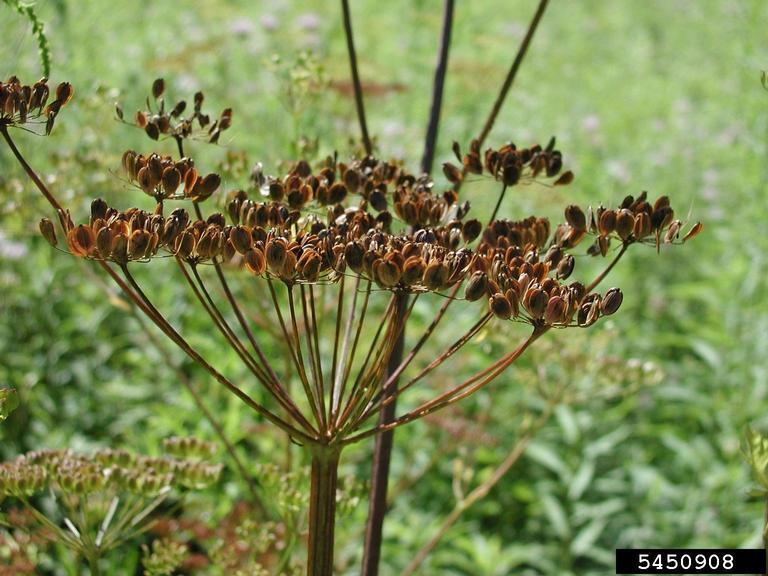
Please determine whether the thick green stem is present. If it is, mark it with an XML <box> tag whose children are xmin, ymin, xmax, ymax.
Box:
<box><xmin>87</xmin><ymin>553</ymin><xmax>102</xmax><ymax>576</ymax></box>
<box><xmin>307</xmin><ymin>446</ymin><xmax>341</xmax><ymax>576</ymax></box>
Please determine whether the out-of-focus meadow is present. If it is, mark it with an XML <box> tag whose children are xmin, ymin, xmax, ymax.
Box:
<box><xmin>1</xmin><ymin>0</ymin><xmax>767</xmax><ymax>574</ymax></box>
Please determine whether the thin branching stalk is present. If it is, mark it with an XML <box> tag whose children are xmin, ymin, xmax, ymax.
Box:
<box><xmin>345</xmin><ymin>328</ymin><xmax>544</xmax><ymax>445</ymax></box>
<box><xmin>359</xmin><ymin>312</ymin><xmax>493</xmax><ymax>424</ymax></box>
<box><xmin>1</xmin><ymin>125</ymin><xmax>63</xmax><ymax>212</ymax></box>
<box><xmin>489</xmin><ymin>183</ymin><xmax>508</xmax><ymax>225</ymax></box>
<box><xmin>455</xmin><ymin>0</ymin><xmax>550</xmax><ymax>193</ymax></box>
<box><xmin>476</xmin><ymin>0</ymin><xmax>550</xmax><ymax>145</ymax></box>
<box><xmin>117</xmin><ymin>264</ymin><xmax>313</xmax><ymax>442</ymax></box>
<box><xmin>267</xmin><ymin>278</ymin><xmax>324</xmax><ymax>430</ymax></box>
<box><xmin>585</xmin><ymin>243</ymin><xmax>628</xmax><ymax>292</ymax></box>
<box><xmin>78</xmin><ymin>255</ymin><xmax>264</xmax><ymax>504</ymax></box>
<box><xmin>184</xmin><ymin>261</ymin><xmax>313</xmax><ymax>428</ymax></box>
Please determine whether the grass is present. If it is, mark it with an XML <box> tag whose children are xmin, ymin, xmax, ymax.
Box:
<box><xmin>1</xmin><ymin>0</ymin><xmax>767</xmax><ymax>574</ymax></box>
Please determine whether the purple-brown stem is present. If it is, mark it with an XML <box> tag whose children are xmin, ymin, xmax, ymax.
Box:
<box><xmin>340</xmin><ymin>0</ymin><xmax>372</xmax><ymax>155</ymax></box>
<box><xmin>420</xmin><ymin>0</ymin><xmax>455</xmax><ymax>175</ymax></box>
<box><xmin>361</xmin><ymin>292</ymin><xmax>408</xmax><ymax>575</ymax></box>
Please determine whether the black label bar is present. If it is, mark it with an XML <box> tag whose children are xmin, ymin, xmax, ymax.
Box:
<box><xmin>616</xmin><ymin>549</ymin><xmax>766</xmax><ymax>574</ymax></box>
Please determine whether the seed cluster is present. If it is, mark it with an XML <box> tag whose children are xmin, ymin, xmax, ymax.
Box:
<box><xmin>38</xmin><ymin>129</ymin><xmax>696</xmax><ymax>329</ymax></box>
<box><xmin>443</xmin><ymin>138</ymin><xmax>573</xmax><ymax>187</ymax></box>
<box><xmin>0</xmin><ymin>76</ymin><xmax>73</xmax><ymax>133</ymax></box>
<box><xmin>554</xmin><ymin>192</ymin><xmax>702</xmax><ymax>255</ymax></box>
<box><xmin>122</xmin><ymin>150</ymin><xmax>221</xmax><ymax>202</ymax></box>
<box><xmin>116</xmin><ymin>78</ymin><xmax>232</xmax><ymax>143</ymax></box>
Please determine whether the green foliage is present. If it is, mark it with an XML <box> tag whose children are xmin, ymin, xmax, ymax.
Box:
<box><xmin>0</xmin><ymin>0</ymin><xmax>766</xmax><ymax>574</ymax></box>
<box><xmin>2</xmin><ymin>0</ymin><xmax>51</xmax><ymax>77</ymax></box>
<box><xmin>0</xmin><ymin>389</ymin><xmax>18</xmax><ymax>423</ymax></box>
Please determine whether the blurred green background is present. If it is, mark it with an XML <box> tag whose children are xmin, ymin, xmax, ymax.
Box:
<box><xmin>1</xmin><ymin>0</ymin><xmax>767</xmax><ymax>574</ymax></box>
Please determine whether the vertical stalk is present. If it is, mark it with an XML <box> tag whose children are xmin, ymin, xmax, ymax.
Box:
<box><xmin>420</xmin><ymin>0</ymin><xmax>456</xmax><ymax>175</ymax></box>
<box><xmin>340</xmin><ymin>0</ymin><xmax>372</xmax><ymax>155</ymax></box>
<box><xmin>307</xmin><ymin>446</ymin><xmax>341</xmax><ymax>576</ymax></box>
<box><xmin>361</xmin><ymin>292</ymin><xmax>408</xmax><ymax>576</ymax></box>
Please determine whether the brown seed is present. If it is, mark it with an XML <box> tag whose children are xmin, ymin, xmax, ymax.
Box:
<box><xmin>402</xmin><ymin>256</ymin><xmax>426</xmax><ymax>285</ymax></box>
<box><xmin>328</xmin><ymin>182</ymin><xmax>347</xmax><ymax>204</ymax></box>
<box><xmin>489</xmin><ymin>293</ymin><xmax>512</xmax><ymax>319</ymax></box>
<box><xmin>151</xmin><ymin>78</ymin><xmax>165</xmax><ymax>99</ymax></box>
<box><xmin>664</xmin><ymin>220</ymin><xmax>682</xmax><ymax>243</ymax></box>
<box><xmin>68</xmin><ymin>225</ymin><xmax>95</xmax><ymax>257</ymax></box>
<box><xmin>266</xmin><ymin>239</ymin><xmax>287</xmax><ymax>271</ymax></box>
<box><xmin>464</xmin><ymin>271</ymin><xmax>488</xmax><ymax>301</ymax></box>
<box><xmin>370</xmin><ymin>189</ymin><xmax>387</xmax><ymax>212</ymax></box>
<box><xmin>145</xmin><ymin>122</ymin><xmax>160</xmax><ymax>141</ymax></box>
<box><xmin>243</xmin><ymin>249</ymin><xmax>266</xmax><ymax>275</ymax></box>
<box><xmin>504</xmin><ymin>289</ymin><xmax>521</xmax><ymax>317</ymax></box>
<box><xmin>442</xmin><ymin>162</ymin><xmax>462</xmax><ymax>184</ymax></box>
<box><xmin>184</xmin><ymin>168</ymin><xmax>199</xmax><ymax>196</ymax></box>
<box><xmin>601</xmin><ymin>287</ymin><xmax>623</xmax><ymax>315</ymax></box>
<box><xmin>565</xmin><ymin>205</ymin><xmax>587</xmax><ymax>231</ymax></box>
<box><xmin>682</xmin><ymin>221</ymin><xmax>703</xmax><ymax>243</ymax></box>
<box><xmin>344</xmin><ymin>242</ymin><xmax>364</xmax><ymax>272</ymax></box>
<box><xmin>54</xmin><ymin>82</ymin><xmax>74</xmax><ymax>107</ymax></box>
<box><xmin>91</xmin><ymin>198</ymin><xmax>109</xmax><ymax>221</ymax></box>
<box><xmin>544</xmin><ymin>295</ymin><xmax>567</xmax><ymax>325</ymax></box>
<box><xmin>373</xmin><ymin>259</ymin><xmax>401</xmax><ymax>287</ymax></box>
<box><xmin>598</xmin><ymin>209</ymin><xmax>616</xmax><ymax>236</ymax></box>
<box><xmin>343</xmin><ymin>169</ymin><xmax>361</xmax><ymax>193</ymax></box>
<box><xmin>229</xmin><ymin>226</ymin><xmax>252</xmax><ymax>254</ymax></box>
<box><xmin>651</xmin><ymin>205</ymin><xmax>674</xmax><ymax>231</ymax></box>
<box><xmin>174</xmin><ymin>231</ymin><xmax>196</xmax><ymax>259</ymax></box>
<box><xmin>268</xmin><ymin>181</ymin><xmax>285</xmax><ymax>201</ymax></box>
<box><xmin>633</xmin><ymin>212</ymin><xmax>651</xmax><ymax>239</ymax></box>
<box><xmin>137</xmin><ymin>167</ymin><xmax>154</xmax><ymax>193</ymax></box>
<box><xmin>615</xmin><ymin>209</ymin><xmax>634</xmax><ymax>241</ymax></box>
<box><xmin>280</xmin><ymin>250</ymin><xmax>297</xmax><ymax>280</ymax></box>
<box><xmin>297</xmin><ymin>250</ymin><xmax>322</xmax><ymax>282</ymax></box>
<box><xmin>422</xmin><ymin>260</ymin><xmax>449</xmax><ymax>290</ymax></box>
<box><xmin>462</xmin><ymin>219</ymin><xmax>482</xmax><ymax>243</ymax></box>
<box><xmin>161</xmin><ymin>167</ymin><xmax>181</xmax><ymax>197</ymax></box>
<box><xmin>555</xmin><ymin>254</ymin><xmax>574</xmax><ymax>280</ymax></box>
<box><xmin>39</xmin><ymin>218</ymin><xmax>57</xmax><ymax>247</ymax></box>
<box><xmin>553</xmin><ymin>170</ymin><xmax>574</xmax><ymax>186</ymax></box>
<box><xmin>128</xmin><ymin>230</ymin><xmax>150</xmax><ymax>260</ymax></box>
<box><xmin>96</xmin><ymin>226</ymin><xmax>113</xmax><ymax>258</ymax></box>
<box><xmin>526</xmin><ymin>288</ymin><xmax>548</xmax><ymax>319</ymax></box>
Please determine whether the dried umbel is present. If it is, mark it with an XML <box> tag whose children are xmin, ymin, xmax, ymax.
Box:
<box><xmin>116</xmin><ymin>77</ymin><xmax>233</xmax><ymax>144</ymax></box>
<box><xmin>122</xmin><ymin>149</ymin><xmax>221</xmax><ymax>202</ymax></box>
<box><xmin>0</xmin><ymin>76</ymin><xmax>72</xmax><ymax>133</ymax></box>
<box><xmin>3</xmin><ymin>72</ymin><xmax>700</xmax><ymax>576</ymax></box>
<box><xmin>443</xmin><ymin>138</ymin><xmax>573</xmax><ymax>188</ymax></box>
